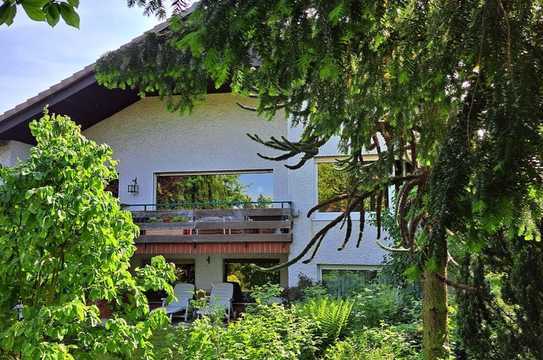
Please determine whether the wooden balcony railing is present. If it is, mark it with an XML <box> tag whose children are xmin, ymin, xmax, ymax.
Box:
<box><xmin>122</xmin><ymin>201</ymin><xmax>293</xmax><ymax>244</ymax></box>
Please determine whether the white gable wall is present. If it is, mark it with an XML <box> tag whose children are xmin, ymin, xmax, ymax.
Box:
<box><xmin>285</xmin><ymin>125</ymin><xmax>388</xmax><ymax>284</ymax></box>
<box><xmin>84</xmin><ymin>94</ymin><xmax>289</xmax><ymax>204</ymax></box>
<box><xmin>1</xmin><ymin>93</ymin><xmax>387</xmax><ymax>288</ymax></box>
<box><xmin>0</xmin><ymin>140</ymin><xmax>32</xmax><ymax>167</ymax></box>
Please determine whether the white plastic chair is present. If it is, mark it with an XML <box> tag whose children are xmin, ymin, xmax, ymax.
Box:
<box><xmin>163</xmin><ymin>283</ymin><xmax>195</xmax><ymax>322</ymax></box>
<box><xmin>197</xmin><ymin>282</ymin><xmax>234</xmax><ymax>319</ymax></box>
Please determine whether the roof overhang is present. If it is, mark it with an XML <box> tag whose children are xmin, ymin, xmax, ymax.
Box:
<box><xmin>0</xmin><ymin>66</ymin><xmax>141</xmax><ymax>144</ymax></box>
<box><xmin>0</xmin><ymin>5</ymin><xmax>198</xmax><ymax>144</ymax></box>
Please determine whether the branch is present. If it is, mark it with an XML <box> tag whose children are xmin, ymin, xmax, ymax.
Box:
<box><xmin>409</xmin><ymin>131</ymin><xmax>418</xmax><ymax>169</ymax></box>
<box><xmin>304</xmin><ymin>198</ymin><xmax>362</xmax><ymax>263</ymax></box>
<box><xmin>375</xmin><ymin>190</ymin><xmax>383</xmax><ymax>239</ymax></box>
<box><xmin>253</xmin><ymin>211</ymin><xmax>347</xmax><ymax>272</ymax></box>
<box><xmin>247</xmin><ymin>133</ymin><xmax>326</xmax><ymax>169</ymax></box>
<box><xmin>447</xmin><ymin>252</ymin><xmax>460</xmax><ymax>267</ymax></box>
<box><xmin>307</xmin><ymin>193</ymin><xmax>350</xmax><ymax>217</ymax></box>
<box><xmin>356</xmin><ymin>208</ymin><xmax>365</xmax><ymax>247</ymax></box>
<box><xmin>376</xmin><ymin>239</ymin><xmax>410</xmax><ymax>253</ymax></box>
<box><xmin>408</xmin><ymin>212</ymin><xmax>425</xmax><ymax>251</ymax></box>
<box><xmin>236</xmin><ymin>102</ymin><xmax>287</xmax><ymax>112</ymax></box>
<box><xmin>435</xmin><ymin>273</ymin><xmax>481</xmax><ymax>293</ymax></box>
<box><xmin>338</xmin><ymin>198</ymin><xmax>363</xmax><ymax>250</ymax></box>
<box><xmin>388</xmin><ymin>173</ymin><xmax>423</xmax><ymax>185</ymax></box>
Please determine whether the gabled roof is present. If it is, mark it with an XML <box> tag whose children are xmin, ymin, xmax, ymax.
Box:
<box><xmin>0</xmin><ymin>3</ymin><xmax>201</xmax><ymax>144</ymax></box>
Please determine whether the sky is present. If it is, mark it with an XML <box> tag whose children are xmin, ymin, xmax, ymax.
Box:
<box><xmin>238</xmin><ymin>173</ymin><xmax>274</xmax><ymax>201</ymax></box>
<box><xmin>0</xmin><ymin>1</ymin><xmax>162</xmax><ymax>114</ymax></box>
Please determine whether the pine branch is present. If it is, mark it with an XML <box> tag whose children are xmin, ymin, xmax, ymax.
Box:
<box><xmin>435</xmin><ymin>273</ymin><xmax>481</xmax><ymax>293</ymax></box>
<box><xmin>307</xmin><ymin>193</ymin><xmax>350</xmax><ymax>217</ymax></box>
<box><xmin>253</xmin><ymin>211</ymin><xmax>348</xmax><ymax>272</ymax></box>
<box><xmin>236</xmin><ymin>102</ymin><xmax>287</xmax><ymax>112</ymax></box>
<box><xmin>376</xmin><ymin>239</ymin><xmax>410</xmax><ymax>253</ymax></box>
<box><xmin>247</xmin><ymin>133</ymin><xmax>326</xmax><ymax>169</ymax></box>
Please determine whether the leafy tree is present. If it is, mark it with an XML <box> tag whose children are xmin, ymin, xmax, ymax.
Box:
<box><xmin>0</xmin><ymin>112</ymin><xmax>176</xmax><ymax>359</ymax></box>
<box><xmin>0</xmin><ymin>0</ymin><xmax>81</xmax><ymax>27</ymax></box>
<box><xmin>255</xmin><ymin>193</ymin><xmax>272</xmax><ymax>208</ymax></box>
<box><xmin>96</xmin><ymin>1</ymin><xmax>543</xmax><ymax>358</ymax></box>
<box><xmin>126</xmin><ymin>0</ymin><xmax>189</xmax><ymax>19</ymax></box>
<box><xmin>0</xmin><ymin>0</ymin><xmax>188</xmax><ymax>27</ymax></box>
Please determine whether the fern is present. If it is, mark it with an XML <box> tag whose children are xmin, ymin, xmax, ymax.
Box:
<box><xmin>297</xmin><ymin>298</ymin><xmax>354</xmax><ymax>347</ymax></box>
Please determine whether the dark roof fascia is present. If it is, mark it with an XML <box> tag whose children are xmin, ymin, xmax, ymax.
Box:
<box><xmin>0</xmin><ymin>3</ymin><xmax>201</xmax><ymax>141</ymax></box>
<box><xmin>0</xmin><ymin>67</ymin><xmax>96</xmax><ymax>135</ymax></box>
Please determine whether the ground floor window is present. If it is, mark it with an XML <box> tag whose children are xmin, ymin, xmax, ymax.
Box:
<box><xmin>175</xmin><ymin>263</ymin><xmax>195</xmax><ymax>284</ymax></box>
<box><xmin>142</xmin><ymin>259</ymin><xmax>195</xmax><ymax>307</ymax></box>
<box><xmin>224</xmin><ymin>259</ymin><xmax>280</xmax><ymax>292</ymax></box>
<box><xmin>142</xmin><ymin>258</ymin><xmax>195</xmax><ymax>284</ymax></box>
<box><xmin>320</xmin><ymin>266</ymin><xmax>379</xmax><ymax>297</ymax></box>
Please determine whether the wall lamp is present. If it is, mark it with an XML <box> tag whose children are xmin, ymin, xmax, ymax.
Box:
<box><xmin>128</xmin><ymin>177</ymin><xmax>139</xmax><ymax>194</ymax></box>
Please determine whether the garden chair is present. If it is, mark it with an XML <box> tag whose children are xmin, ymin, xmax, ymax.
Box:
<box><xmin>162</xmin><ymin>283</ymin><xmax>195</xmax><ymax>322</ymax></box>
<box><xmin>197</xmin><ymin>282</ymin><xmax>234</xmax><ymax>320</ymax></box>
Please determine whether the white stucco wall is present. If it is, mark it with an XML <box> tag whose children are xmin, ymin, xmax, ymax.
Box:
<box><xmin>0</xmin><ymin>140</ymin><xmax>32</xmax><ymax>167</ymax></box>
<box><xmin>1</xmin><ymin>92</ymin><xmax>387</xmax><ymax>288</ymax></box>
<box><xmin>84</xmin><ymin>94</ymin><xmax>293</xmax><ymax>289</ymax></box>
<box><xmin>83</xmin><ymin>94</ymin><xmax>289</xmax><ymax>205</ymax></box>
<box><xmin>283</xmin><ymin>124</ymin><xmax>388</xmax><ymax>284</ymax></box>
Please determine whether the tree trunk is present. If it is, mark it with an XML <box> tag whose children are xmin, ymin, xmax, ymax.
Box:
<box><xmin>422</xmin><ymin>242</ymin><xmax>449</xmax><ymax>359</ymax></box>
<box><xmin>422</xmin><ymin>112</ymin><xmax>470</xmax><ymax>358</ymax></box>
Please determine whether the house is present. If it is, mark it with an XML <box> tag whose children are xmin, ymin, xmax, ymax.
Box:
<box><xmin>0</xmin><ymin>24</ymin><xmax>388</xmax><ymax>298</ymax></box>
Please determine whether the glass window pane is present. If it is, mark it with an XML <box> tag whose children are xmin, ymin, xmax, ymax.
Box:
<box><xmin>156</xmin><ymin>172</ymin><xmax>273</xmax><ymax>208</ymax></box>
<box><xmin>224</xmin><ymin>259</ymin><xmax>280</xmax><ymax>292</ymax></box>
<box><xmin>175</xmin><ymin>263</ymin><xmax>195</xmax><ymax>284</ymax></box>
<box><xmin>317</xmin><ymin>162</ymin><xmax>350</xmax><ymax>212</ymax></box>
<box><xmin>316</xmin><ymin>161</ymin><xmax>387</xmax><ymax>212</ymax></box>
<box><xmin>322</xmin><ymin>269</ymin><xmax>377</xmax><ymax>297</ymax></box>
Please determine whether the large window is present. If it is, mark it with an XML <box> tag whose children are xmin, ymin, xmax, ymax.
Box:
<box><xmin>224</xmin><ymin>259</ymin><xmax>280</xmax><ymax>292</ymax></box>
<box><xmin>156</xmin><ymin>171</ymin><xmax>273</xmax><ymax>208</ymax></box>
<box><xmin>316</xmin><ymin>159</ymin><xmax>387</xmax><ymax>212</ymax></box>
<box><xmin>321</xmin><ymin>267</ymin><xmax>378</xmax><ymax>297</ymax></box>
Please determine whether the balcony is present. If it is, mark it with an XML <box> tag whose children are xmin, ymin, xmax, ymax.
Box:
<box><xmin>123</xmin><ymin>201</ymin><xmax>293</xmax><ymax>245</ymax></box>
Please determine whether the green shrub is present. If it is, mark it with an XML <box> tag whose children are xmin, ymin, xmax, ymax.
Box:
<box><xmin>350</xmin><ymin>283</ymin><xmax>421</xmax><ymax>329</ymax></box>
<box><xmin>323</xmin><ymin>324</ymin><xmax>422</xmax><ymax>360</ymax></box>
<box><xmin>0</xmin><ymin>113</ymin><xmax>175</xmax><ymax>359</ymax></box>
<box><xmin>132</xmin><ymin>286</ymin><xmax>423</xmax><ymax>359</ymax></box>
<box><xmin>250</xmin><ymin>283</ymin><xmax>283</xmax><ymax>305</ymax></box>
<box><xmin>283</xmin><ymin>273</ymin><xmax>326</xmax><ymax>303</ymax></box>
<box><xmin>222</xmin><ymin>304</ymin><xmax>317</xmax><ymax>359</ymax></box>
<box><xmin>137</xmin><ymin>281</ymin><xmax>422</xmax><ymax>359</ymax></box>
<box><xmin>302</xmin><ymin>284</ymin><xmax>329</xmax><ymax>299</ymax></box>
<box><xmin>156</xmin><ymin>304</ymin><xmax>317</xmax><ymax>360</ymax></box>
